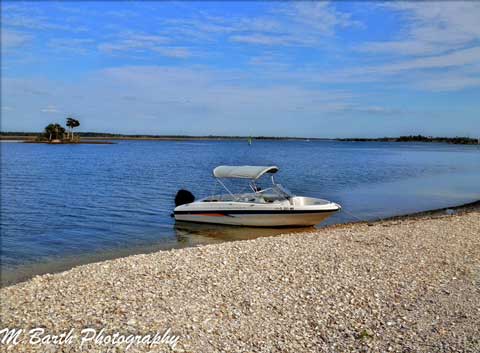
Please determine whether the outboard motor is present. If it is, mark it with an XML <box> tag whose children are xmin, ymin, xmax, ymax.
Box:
<box><xmin>175</xmin><ymin>189</ymin><xmax>195</xmax><ymax>207</ymax></box>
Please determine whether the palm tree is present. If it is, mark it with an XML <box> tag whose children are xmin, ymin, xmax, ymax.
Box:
<box><xmin>66</xmin><ymin>117</ymin><xmax>73</xmax><ymax>140</ymax></box>
<box><xmin>66</xmin><ymin>117</ymin><xmax>80</xmax><ymax>141</ymax></box>
<box><xmin>44</xmin><ymin>123</ymin><xmax>65</xmax><ymax>141</ymax></box>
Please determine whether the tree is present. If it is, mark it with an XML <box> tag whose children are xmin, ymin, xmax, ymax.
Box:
<box><xmin>66</xmin><ymin>117</ymin><xmax>80</xmax><ymax>141</ymax></box>
<box><xmin>44</xmin><ymin>123</ymin><xmax>65</xmax><ymax>141</ymax></box>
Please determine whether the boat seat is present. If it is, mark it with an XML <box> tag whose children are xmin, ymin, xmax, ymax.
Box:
<box><xmin>262</xmin><ymin>193</ymin><xmax>280</xmax><ymax>202</ymax></box>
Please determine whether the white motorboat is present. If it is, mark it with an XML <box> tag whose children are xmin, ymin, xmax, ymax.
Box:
<box><xmin>173</xmin><ymin>165</ymin><xmax>341</xmax><ymax>227</ymax></box>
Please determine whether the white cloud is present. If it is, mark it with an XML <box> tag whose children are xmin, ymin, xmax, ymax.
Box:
<box><xmin>105</xmin><ymin>9</ymin><xmax>140</xmax><ymax>18</ymax></box>
<box><xmin>370</xmin><ymin>46</ymin><xmax>480</xmax><ymax>74</ymax></box>
<box><xmin>163</xmin><ymin>16</ymin><xmax>282</xmax><ymax>37</ymax></box>
<box><xmin>48</xmin><ymin>38</ymin><xmax>95</xmax><ymax>54</ymax></box>
<box><xmin>230</xmin><ymin>34</ymin><xmax>311</xmax><ymax>46</ymax></box>
<box><xmin>98</xmin><ymin>33</ymin><xmax>192</xmax><ymax>58</ymax></box>
<box><xmin>358</xmin><ymin>2</ymin><xmax>480</xmax><ymax>56</ymax></box>
<box><xmin>1</xmin><ymin>29</ymin><xmax>32</xmax><ymax>50</ymax></box>
<box><xmin>412</xmin><ymin>68</ymin><xmax>480</xmax><ymax>92</ymax></box>
<box><xmin>342</xmin><ymin>106</ymin><xmax>401</xmax><ymax>115</ymax></box>
<box><xmin>40</xmin><ymin>105</ymin><xmax>60</xmax><ymax>113</ymax></box>
<box><xmin>163</xmin><ymin>2</ymin><xmax>360</xmax><ymax>48</ymax></box>
<box><xmin>388</xmin><ymin>2</ymin><xmax>480</xmax><ymax>41</ymax></box>
<box><xmin>277</xmin><ymin>2</ymin><xmax>361</xmax><ymax>35</ymax></box>
<box><xmin>262</xmin><ymin>46</ymin><xmax>480</xmax><ymax>92</ymax></box>
<box><xmin>3</xmin><ymin>65</ymin><xmax>479</xmax><ymax>136</ymax></box>
<box><xmin>231</xmin><ymin>2</ymin><xmax>360</xmax><ymax>46</ymax></box>
<box><xmin>98</xmin><ymin>34</ymin><xmax>170</xmax><ymax>53</ymax></box>
<box><xmin>3</xmin><ymin>14</ymin><xmax>87</xmax><ymax>33</ymax></box>
<box><xmin>151</xmin><ymin>47</ymin><xmax>191</xmax><ymax>59</ymax></box>
<box><xmin>357</xmin><ymin>41</ymin><xmax>455</xmax><ymax>56</ymax></box>
<box><xmin>2</xmin><ymin>66</ymin><xmax>362</xmax><ymax>135</ymax></box>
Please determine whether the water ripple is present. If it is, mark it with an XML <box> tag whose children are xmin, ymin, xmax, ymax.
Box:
<box><xmin>1</xmin><ymin>140</ymin><xmax>479</xmax><ymax>271</ymax></box>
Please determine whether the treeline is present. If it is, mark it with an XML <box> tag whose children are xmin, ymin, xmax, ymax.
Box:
<box><xmin>0</xmin><ymin>131</ymin><xmax>323</xmax><ymax>141</ymax></box>
<box><xmin>1</xmin><ymin>132</ymin><xmax>478</xmax><ymax>144</ymax></box>
<box><xmin>76</xmin><ymin>133</ymin><xmax>324</xmax><ymax>140</ymax></box>
<box><xmin>338</xmin><ymin>135</ymin><xmax>479</xmax><ymax>145</ymax></box>
<box><xmin>0</xmin><ymin>132</ymin><xmax>39</xmax><ymax>136</ymax></box>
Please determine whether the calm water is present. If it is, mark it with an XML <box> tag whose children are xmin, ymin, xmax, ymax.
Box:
<box><xmin>1</xmin><ymin>140</ymin><xmax>479</xmax><ymax>282</ymax></box>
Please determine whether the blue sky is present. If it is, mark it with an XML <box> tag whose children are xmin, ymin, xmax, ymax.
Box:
<box><xmin>2</xmin><ymin>1</ymin><xmax>479</xmax><ymax>137</ymax></box>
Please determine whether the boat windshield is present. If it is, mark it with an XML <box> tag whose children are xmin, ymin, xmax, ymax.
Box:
<box><xmin>258</xmin><ymin>184</ymin><xmax>293</xmax><ymax>199</ymax></box>
<box><xmin>202</xmin><ymin>183</ymin><xmax>293</xmax><ymax>203</ymax></box>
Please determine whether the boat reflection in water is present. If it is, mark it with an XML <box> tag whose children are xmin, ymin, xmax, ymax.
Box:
<box><xmin>173</xmin><ymin>220</ymin><xmax>314</xmax><ymax>247</ymax></box>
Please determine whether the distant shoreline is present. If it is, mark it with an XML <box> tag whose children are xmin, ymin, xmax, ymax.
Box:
<box><xmin>1</xmin><ymin>134</ymin><xmax>322</xmax><ymax>142</ymax></box>
<box><xmin>1</xmin><ymin>133</ymin><xmax>478</xmax><ymax>144</ymax></box>
<box><xmin>22</xmin><ymin>140</ymin><xmax>115</xmax><ymax>145</ymax></box>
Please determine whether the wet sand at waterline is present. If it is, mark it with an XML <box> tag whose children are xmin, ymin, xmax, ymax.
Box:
<box><xmin>1</xmin><ymin>207</ymin><xmax>479</xmax><ymax>352</ymax></box>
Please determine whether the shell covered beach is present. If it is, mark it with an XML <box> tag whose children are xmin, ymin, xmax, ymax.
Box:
<box><xmin>1</xmin><ymin>209</ymin><xmax>479</xmax><ymax>352</ymax></box>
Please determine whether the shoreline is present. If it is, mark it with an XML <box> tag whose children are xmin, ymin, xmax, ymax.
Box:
<box><xmin>3</xmin><ymin>136</ymin><xmax>321</xmax><ymax>142</ymax></box>
<box><xmin>1</xmin><ymin>200</ymin><xmax>479</xmax><ymax>288</ymax></box>
<box><xmin>22</xmin><ymin>140</ymin><xmax>116</xmax><ymax>144</ymax></box>
<box><xmin>1</xmin><ymin>202</ymin><xmax>478</xmax><ymax>351</ymax></box>
<box><xmin>2</xmin><ymin>135</ymin><xmax>479</xmax><ymax>145</ymax></box>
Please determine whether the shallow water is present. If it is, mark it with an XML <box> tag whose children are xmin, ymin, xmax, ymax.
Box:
<box><xmin>1</xmin><ymin>140</ymin><xmax>479</xmax><ymax>282</ymax></box>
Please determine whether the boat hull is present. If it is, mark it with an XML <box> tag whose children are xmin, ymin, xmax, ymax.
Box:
<box><xmin>174</xmin><ymin>210</ymin><xmax>337</xmax><ymax>227</ymax></box>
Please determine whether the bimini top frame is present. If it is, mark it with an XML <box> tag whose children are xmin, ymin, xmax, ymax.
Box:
<box><xmin>210</xmin><ymin>165</ymin><xmax>289</xmax><ymax>201</ymax></box>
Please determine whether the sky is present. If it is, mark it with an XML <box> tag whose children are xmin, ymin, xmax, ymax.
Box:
<box><xmin>1</xmin><ymin>1</ymin><xmax>480</xmax><ymax>138</ymax></box>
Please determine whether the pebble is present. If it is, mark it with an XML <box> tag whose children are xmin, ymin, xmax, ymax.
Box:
<box><xmin>1</xmin><ymin>211</ymin><xmax>479</xmax><ymax>352</ymax></box>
